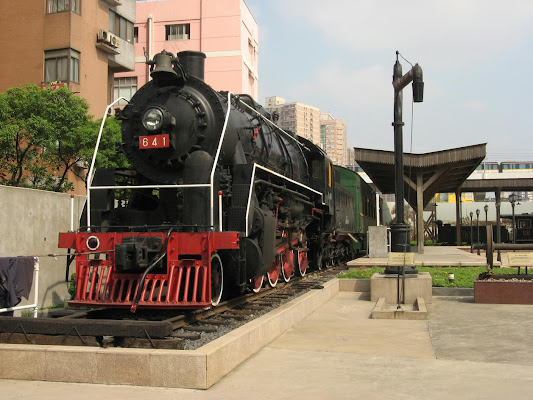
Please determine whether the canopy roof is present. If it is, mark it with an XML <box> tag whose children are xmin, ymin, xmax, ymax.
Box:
<box><xmin>354</xmin><ymin>144</ymin><xmax>487</xmax><ymax>209</ymax></box>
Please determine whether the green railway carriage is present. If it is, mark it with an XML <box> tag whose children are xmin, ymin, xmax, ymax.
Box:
<box><xmin>334</xmin><ymin>165</ymin><xmax>378</xmax><ymax>253</ymax></box>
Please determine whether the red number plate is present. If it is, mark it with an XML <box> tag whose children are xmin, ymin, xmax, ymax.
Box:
<box><xmin>139</xmin><ymin>134</ymin><xmax>170</xmax><ymax>149</ymax></box>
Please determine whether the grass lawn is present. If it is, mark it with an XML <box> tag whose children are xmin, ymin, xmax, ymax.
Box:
<box><xmin>338</xmin><ymin>266</ymin><xmax>526</xmax><ymax>288</ymax></box>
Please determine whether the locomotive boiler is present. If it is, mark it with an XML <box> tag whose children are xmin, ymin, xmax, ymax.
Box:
<box><xmin>59</xmin><ymin>50</ymin><xmax>373</xmax><ymax>312</ymax></box>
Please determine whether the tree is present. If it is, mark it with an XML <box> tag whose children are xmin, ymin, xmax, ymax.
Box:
<box><xmin>80</xmin><ymin>116</ymin><xmax>130</xmax><ymax>173</ymax></box>
<box><xmin>0</xmin><ymin>84</ymin><xmax>128</xmax><ymax>192</ymax></box>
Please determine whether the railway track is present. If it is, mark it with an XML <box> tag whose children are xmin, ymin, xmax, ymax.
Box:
<box><xmin>0</xmin><ymin>266</ymin><xmax>344</xmax><ymax>350</ymax></box>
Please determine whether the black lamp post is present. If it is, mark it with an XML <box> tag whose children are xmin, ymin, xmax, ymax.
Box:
<box><xmin>390</xmin><ymin>51</ymin><xmax>424</xmax><ymax>255</ymax></box>
<box><xmin>476</xmin><ymin>209</ymin><xmax>480</xmax><ymax>255</ymax></box>
<box><xmin>495</xmin><ymin>200</ymin><xmax>501</xmax><ymax>261</ymax></box>
<box><xmin>484</xmin><ymin>204</ymin><xmax>489</xmax><ymax>247</ymax></box>
<box><xmin>509</xmin><ymin>193</ymin><xmax>517</xmax><ymax>244</ymax></box>
<box><xmin>470</xmin><ymin>211</ymin><xmax>474</xmax><ymax>253</ymax></box>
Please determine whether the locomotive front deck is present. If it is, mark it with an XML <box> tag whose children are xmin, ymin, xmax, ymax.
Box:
<box><xmin>59</xmin><ymin>231</ymin><xmax>239</xmax><ymax>310</ymax></box>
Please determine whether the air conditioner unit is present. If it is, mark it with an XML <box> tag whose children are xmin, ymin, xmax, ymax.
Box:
<box><xmin>108</xmin><ymin>33</ymin><xmax>120</xmax><ymax>48</ymax></box>
<box><xmin>97</xmin><ymin>29</ymin><xmax>120</xmax><ymax>48</ymax></box>
<box><xmin>97</xmin><ymin>29</ymin><xmax>108</xmax><ymax>42</ymax></box>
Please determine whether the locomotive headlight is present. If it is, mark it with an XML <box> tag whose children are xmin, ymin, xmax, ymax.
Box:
<box><xmin>86</xmin><ymin>236</ymin><xmax>100</xmax><ymax>251</ymax></box>
<box><xmin>142</xmin><ymin>108</ymin><xmax>164</xmax><ymax>132</ymax></box>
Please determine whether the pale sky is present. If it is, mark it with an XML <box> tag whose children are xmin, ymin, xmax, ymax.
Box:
<box><xmin>245</xmin><ymin>0</ymin><xmax>533</xmax><ymax>161</ymax></box>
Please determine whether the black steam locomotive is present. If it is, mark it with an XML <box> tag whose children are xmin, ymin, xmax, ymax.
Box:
<box><xmin>59</xmin><ymin>50</ymin><xmax>375</xmax><ymax>312</ymax></box>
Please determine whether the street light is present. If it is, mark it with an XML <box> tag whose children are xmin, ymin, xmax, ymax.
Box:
<box><xmin>509</xmin><ymin>193</ymin><xmax>517</xmax><ymax>244</ymax></box>
<box><xmin>476</xmin><ymin>209</ymin><xmax>480</xmax><ymax>255</ymax></box>
<box><xmin>484</xmin><ymin>204</ymin><xmax>489</xmax><ymax>248</ymax></box>
<box><xmin>470</xmin><ymin>211</ymin><xmax>474</xmax><ymax>253</ymax></box>
<box><xmin>390</xmin><ymin>52</ymin><xmax>424</xmax><ymax>255</ymax></box>
<box><xmin>495</xmin><ymin>200</ymin><xmax>501</xmax><ymax>262</ymax></box>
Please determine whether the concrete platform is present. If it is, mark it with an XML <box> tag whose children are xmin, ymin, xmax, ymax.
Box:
<box><xmin>371</xmin><ymin>297</ymin><xmax>428</xmax><ymax>319</ymax></box>
<box><xmin>0</xmin><ymin>278</ymin><xmax>340</xmax><ymax>389</ymax></box>
<box><xmin>348</xmin><ymin>246</ymin><xmax>497</xmax><ymax>267</ymax></box>
<box><xmin>370</xmin><ymin>271</ymin><xmax>432</xmax><ymax>304</ymax></box>
<box><xmin>3</xmin><ymin>285</ymin><xmax>533</xmax><ymax>399</ymax></box>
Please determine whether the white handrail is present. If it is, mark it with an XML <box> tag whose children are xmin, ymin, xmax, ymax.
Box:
<box><xmin>209</xmin><ymin>91</ymin><xmax>233</xmax><ymax>229</ymax></box>
<box><xmin>245</xmin><ymin>164</ymin><xmax>324</xmax><ymax>236</ymax></box>
<box><xmin>0</xmin><ymin>257</ymin><xmax>39</xmax><ymax>318</ymax></box>
<box><xmin>86</xmin><ymin>97</ymin><xmax>126</xmax><ymax>230</ymax></box>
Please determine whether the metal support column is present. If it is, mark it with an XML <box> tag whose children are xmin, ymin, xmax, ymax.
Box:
<box><xmin>456</xmin><ymin>188</ymin><xmax>462</xmax><ymax>245</ymax></box>
<box><xmin>417</xmin><ymin>172</ymin><xmax>424</xmax><ymax>254</ymax></box>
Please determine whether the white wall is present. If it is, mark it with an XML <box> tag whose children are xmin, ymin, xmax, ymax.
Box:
<box><xmin>0</xmin><ymin>186</ymin><xmax>86</xmax><ymax>310</ymax></box>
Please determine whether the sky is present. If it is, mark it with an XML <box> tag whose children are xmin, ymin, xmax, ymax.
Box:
<box><xmin>244</xmin><ymin>0</ymin><xmax>533</xmax><ymax>161</ymax></box>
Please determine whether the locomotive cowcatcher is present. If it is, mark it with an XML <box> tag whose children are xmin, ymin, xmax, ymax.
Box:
<box><xmin>59</xmin><ymin>50</ymin><xmax>368</xmax><ymax>312</ymax></box>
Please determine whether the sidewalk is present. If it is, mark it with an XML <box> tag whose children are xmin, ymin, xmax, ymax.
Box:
<box><xmin>3</xmin><ymin>291</ymin><xmax>533</xmax><ymax>399</ymax></box>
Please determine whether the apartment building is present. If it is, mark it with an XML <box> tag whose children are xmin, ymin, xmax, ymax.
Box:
<box><xmin>0</xmin><ymin>0</ymin><xmax>136</xmax><ymax>118</ymax></box>
<box><xmin>264</xmin><ymin>96</ymin><xmax>321</xmax><ymax>145</ymax></box>
<box><xmin>320</xmin><ymin>113</ymin><xmax>347</xmax><ymax>166</ymax></box>
<box><xmin>115</xmin><ymin>0</ymin><xmax>259</xmax><ymax>104</ymax></box>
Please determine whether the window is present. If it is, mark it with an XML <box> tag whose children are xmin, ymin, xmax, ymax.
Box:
<box><xmin>166</xmin><ymin>24</ymin><xmax>190</xmax><ymax>41</ymax></box>
<box><xmin>109</xmin><ymin>10</ymin><xmax>134</xmax><ymax>43</ymax></box>
<box><xmin>134</xmin><ymin>27</ymin><xmax>138</xmax><ymax>44</ymax></box>
<box><xmin>114</xmin><ymin>77</ymin><xmax>137</xmax><ymax>106</ymax></box>
<box><xmin>44</xmin><ymin>49</ymin><xmax>80</xmax><ymax>84</ymax></box>
<box><xmin>47</xmin><ymin>0</ymin><xmax>80</xmax><ymax>14</ymax></box>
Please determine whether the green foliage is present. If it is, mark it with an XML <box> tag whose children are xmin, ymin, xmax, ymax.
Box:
<box><xmin>0</xmin><ymin>84</ymin><xmax>128</xmax><ymax>192</ymax></box>
<box><xmin>338</xmin><ymin>266</ymin><xmax>526</xmax><ymax>288</ymax></box>
<box><xmin>68</xmin><ymin>273</ymin><xmax>76</xmax><ymax>296</ymax></box>
<box><xmin>80</xmin><ymin>116</ymin><xmax>129</xmax><ymax>171</ymax></box>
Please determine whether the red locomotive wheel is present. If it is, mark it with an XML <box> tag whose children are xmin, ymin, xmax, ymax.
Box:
<box><xmin>297</xmin><ymin>248</ymin><xmax>308</xmax><ymax>276</ymax></box>
<box><xmin>251</xmin><ymin>275</ymin><xmax>264</xmax><ymax>293</ymax></box>
<box><xmin>211</xmin><ymin>253</ymin><xmax>224</xmax><ymax>306</ymax></box>
<box><xmin>267</xmin><ymin>255</ymin><xmax>281</xmax><ymax>287</ymax></box>
<box><xmin>281</xmin><ymin>249</ymin><xmax>293</xmax><ymax>282</ymax></box>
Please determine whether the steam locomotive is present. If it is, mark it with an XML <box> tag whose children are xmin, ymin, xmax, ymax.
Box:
<box><xmin>58</xmin><ymin>50</ymin><xmax>376</xmax><ymax>312</ymax></box>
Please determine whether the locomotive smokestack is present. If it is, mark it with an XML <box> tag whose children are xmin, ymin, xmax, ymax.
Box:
<box><xmin>178</xmin><ymin>51</ymin><xmax>206</xmax><ymax>81</ymax></box>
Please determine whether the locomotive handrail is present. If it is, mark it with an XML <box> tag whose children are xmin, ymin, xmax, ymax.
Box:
<box><xmin>245</xmin><ymin>163</ymin><xmax>324</xmax><ymax>236</ymax></box>
<box><xmin>235</xmin><ymin>96</ymin><xmax>310</xmax><ymax>174</ymax></box>
<box><xmin>89</xmin><ymin>184</ymin><xmax>210</xmax><ymax>190</ymax></box>
<box><xmin>236</xmin><ymin>97</ymin><xmax>309</xmax><ymax>150</ymax></box>
<box><xmin>210</xmin><ymin>91</ymin><xmax>234</xmax><ymax>230</ymax></box>
<box><xmin>86</xmin><ymin>97</ymin><xmax>127</xmax><ymax>230</ymax></box>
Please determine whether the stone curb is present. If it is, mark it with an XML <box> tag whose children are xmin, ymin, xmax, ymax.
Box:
<box><xmin>0</xmin><ymin>278</ymin><xmax>340</xmax><ymax>389</ymax></box>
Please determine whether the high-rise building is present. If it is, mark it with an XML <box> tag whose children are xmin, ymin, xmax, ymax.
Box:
<box><xmin>345</xmin><ymin>147</ymin><xmax>355</xmax><ymax>170</ymax></box>
<box><xmin>114</xmin><ymin>0</ymin><xmax>259</xmax><ymax>105</ymax></box>
<box><xmin>0</xmin><ymin>0</ymin><xmax>136</xmax><ymax>117</ymax></box>
<box><xmin>264</xmin><ymin>96</ymin><xmax>320</xmax><ymax>145</ymax></box>
<box><xmin>320</xmin><ymin>113</ymin><xmax>347</xmax><ymax>166</ymax></box>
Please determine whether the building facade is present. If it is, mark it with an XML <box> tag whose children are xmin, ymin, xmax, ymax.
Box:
<box><xmin>320</xmin><ymin>113</ymin><xmax>347</xmax><ymax>166</ymax></box>
<box><xmin>115</xmin><ymin>0</ymin><xmax>259</xmax><ymax>104</ymax></box>
<box><xmin>264</xmin><ymin>96</ymin><xmax>321</xmax><ymax>145</ymax></box>
<box><xmin>0</xmin><ymin>0</ymin><xmax>136</xmax><ymax>118</ymax></box>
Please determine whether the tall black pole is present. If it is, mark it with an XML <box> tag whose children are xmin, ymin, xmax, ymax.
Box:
<box><xmin>389</xmin><ymin>52</ymin><xmax>423</xmax><ymax>255</ymax></box>
<box><xmin>392</xmin><ymin>59</ymin><xmax>405</xmax><ymax>233</ymax></box>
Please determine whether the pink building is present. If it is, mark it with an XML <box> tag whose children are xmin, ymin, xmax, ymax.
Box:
<box><xmin>115</xmin><ymin>0</ymin><xmax>258</xmax><ymax>104</ymax></box>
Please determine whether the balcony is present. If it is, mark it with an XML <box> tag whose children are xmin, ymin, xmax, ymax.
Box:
<box><xmin>101</xmin><ymin>0</ymin><xmax>121</xmax><ymax>6</ymax></box>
